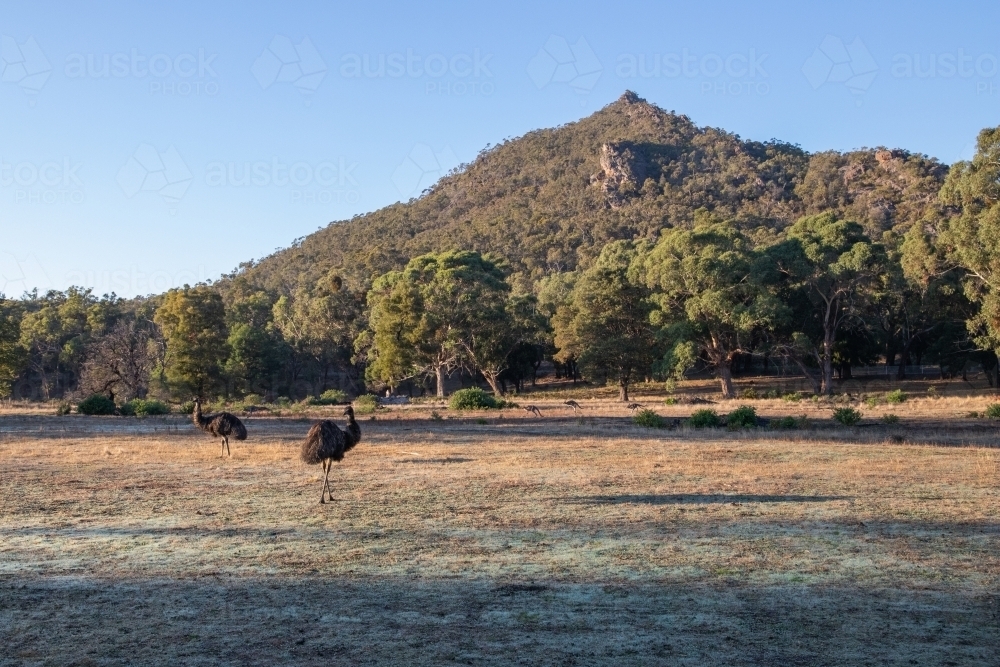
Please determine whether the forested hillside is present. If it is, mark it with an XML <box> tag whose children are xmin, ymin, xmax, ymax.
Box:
<box><xmin>236</xmin><ymin>91</ymin><xmax>947</xmax><ymax>295</ymax></box>
<box><xmin>8</xmin><ymin>91</ymin><xmax>995</xmax><ymax>405</ymax></box>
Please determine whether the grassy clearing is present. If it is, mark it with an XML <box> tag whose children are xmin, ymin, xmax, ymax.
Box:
<box><xmin>0</xmin><ymin>410</ymin><xmax>998</xmax><ymax>665</ymax></box>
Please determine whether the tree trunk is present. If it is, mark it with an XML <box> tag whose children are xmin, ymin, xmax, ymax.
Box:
<box><xmin>435</xmin><ymin>364</ymin><xmax>445</xmax><ymax>398</ymax></box>
<box><xmin>822</xmin><ymin>336</ymin><xmax>834</xmax><ymax>396</ymax></box>
<box><xmin>788</xmin><ymin>355</ymin><xmax>822</xmax><ymax>395</ymax></box>
<box><xmin>718</xmin><ymin>362</ymin><xmax>735</xmax><ymax>399</ymax></box>
<box><xmin>483</xmin><ymin>372</ymin><xmax>502</xmax><ymax>396</ymax></box>
<box><xmin>619</xmin><ymin>380</ymin><xmax>629</xmax><ymax>402</ymax></box>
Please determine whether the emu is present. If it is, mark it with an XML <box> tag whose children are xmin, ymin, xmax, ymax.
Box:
<box><xmin>192</xmin><ymin>398</ymin><xmax>247</xmax><ymax>457</ymax></box>
<box><xmin>564</xmin><ymin>400</ymin><xmax>582</xmax><ymax>414</ymax></box>
<box><xmin>301</xmin><ymin>406</ymin><xmax>361</xmax><ymax>504</ymax></box>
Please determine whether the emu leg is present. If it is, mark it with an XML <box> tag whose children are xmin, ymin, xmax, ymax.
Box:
<box><xmin>320</xmin><ymin>461</ymin><xmax>331</xmax><ymax>504</ymax></box>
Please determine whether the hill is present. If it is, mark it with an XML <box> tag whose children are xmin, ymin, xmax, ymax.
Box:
<box><xmin>234</xmin><ymin>91</ymin><xmax>948</xmax><ymax>294</ymax></box>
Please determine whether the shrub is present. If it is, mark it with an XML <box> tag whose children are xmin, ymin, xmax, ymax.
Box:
<box><xmin>726</xmin><ymin>405</ymin><xmax>758</xmax><ymax>429</ymax></box>
<box><xmin>738</xmin><ymin>387</ymin><xmax>759</xmax><ymax>400</ymax></box>
<box><xmin>178</xmin><ymin>401</ymin><xmax>195</xmax><ymax>415</ymax></box>
<box><xmin>430</xmin><ymin>410</ymin><xmax>443</xmax><ymax>421</ymax></box>
<box><xmin>276</xmin><ymin>397</ymin><xmax>292</xmax><ymax>408</ymax></box>
<box><xmin>765</xmin><ymin>389</ymin><xmax>781</xmax><ymax>399</ymax></box>
<box><xmin>495</xmin><ymin>398</ymin><xmax>519</xmax><ymax>409</ymax></box>
<box><xmin>832</xmin><ymin>407</ymin><xmax>863</xmax><ymax>426</ymax></box>
<box><xmin>881</xmin><ymin>413</ymin><xmax>900</xmax><ymax>424</ymax></box>
<box><xmin>353</xmin><ymin>394</ymin><xmax>380</xmax><ymax>414</ymax></box>
<box><xmin>55</xmin><ymin>402</ymin><xmax>72</xmax><ymax>416</ymax></box>
<box><xmin>77</xmin><ymin>394</ymin><xmax>116</xmax><ymax>416</ymax></box>
<box><xmin>772</xmin><ymin>415</ymin><xmax>798</xmax><ymax>430</ymax></box>
<box><xmin>782</xmin><ymin>392</ymin><xmax>802</xmax><ymax>402</ymax></box>
<box><xmin>985</xmin><ymin>403</ymin><xmax>1000</xmax><ymax>420</ymax></box>
<box><xmin>885</xmin><ymin>389</ymin><xmax>907</xmax><ymax>404</ymax></box>
<box><xmin>120</xmin><ymin>398</ymin><xmax>171</xmax><ymax>417</ymax></box>
<box><xmin>242</xmin><ymin>393</ymin><xmax>264</xmax><ymax>405</ymax></box>
<box><xmin>310</xmin><ymin>389</ymin><xmax>347</xmax><ymax>406</ymax></box>
<box><xmin>448</xmin><ymin>387</ymin><xmax>499</xmax><ymax>410</ymax></box>
<box><xmin>663</xmin><ymin>396</ymin><xmax>677</xmax><ymax>405</ymax></box>
<box><xmin>926</xmin><ymin>386</ymin><xmax>940</xmax><ymax>398</ymax></box>
<box><xmin>688</xmin><ymin>409</ymin><xmax>722</xmax><ymax>428</ymax></box>
<box><xmin>967</xmin><ymin>411</ymin><xmax>982</xmax><ymax>419</ymax></box>
<box><xmin>864</xmin><ymin>395</ymin><xmax>881</xmax><ymax>408</ymax></box>
<box><xmin>633</xmin><ymin>409</ymin><xmax>666</xmax><ymax>428</ymax></box>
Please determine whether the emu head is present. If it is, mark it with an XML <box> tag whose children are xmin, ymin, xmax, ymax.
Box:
<box><xmin>343</xmin><ymin>406</ymin><xmax>355</xmax><ymax>418</ymax></box>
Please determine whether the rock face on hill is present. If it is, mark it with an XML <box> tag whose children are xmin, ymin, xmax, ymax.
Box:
<box><xmin>235</xmin><ymin>91</ymin><xmax>948</xmax><ymax>295</ymax></box>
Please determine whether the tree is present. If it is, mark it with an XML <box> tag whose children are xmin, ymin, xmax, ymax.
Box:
<box><xmin>938</xmin><ymin>126</ymin><xmax>1000</xmax><ymax>359</ymax></box>
<box><xmin>223</xmin><ymin>290</ymin><xmax>288</xmax><ymax>397</ymax></box>
<box><xmin>553</xmin><ymin>241</ymin><xmax>657</xmax><ymax>402</ymax></box>
<box><xmin>766</xmin><ymin>212</ymin><xmax>886</xmax><ymax>395</ymax></box>
<box><xmin>635</xmin><ymin>217</ymin><xmax>780</xmax><ymax>398</ymax></box>
<box><xmin>273</xmin><ymin>272</ymin><xmax>362</xmax><ymax>397</ymax></box>
<box><xmin>78</xmin><ymin>319</ymin><xmax>155</xmax><ymax>402</ymax></box>
<box><xmin>17</xmin><ymin>288</ymin><xmax>107</xmax><ymax>399</ymax></box>
<box><xmin>461</xmin><ymin>293</ymin><xmax>547</xmax><ymax>395</ymax></box>
<box><xmin>0</xmin><ymin>298</ymin><xmax>25</xmax><ymax>398</ymax></box>
<box><xmin>361</xmin><ymin>250</ymin><xmax>509</xmax><ymax>397</ymax></box>
<box><xmin>153</xmin><ymin>286</ymin><xmax>228</xmax><ymax>398</ymax></box>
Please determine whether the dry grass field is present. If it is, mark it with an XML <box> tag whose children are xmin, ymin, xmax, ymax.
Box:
<box><xmin>1</xmin><ymin>395</ymin><xmax>999</xmax><ymax>665</ymax></box>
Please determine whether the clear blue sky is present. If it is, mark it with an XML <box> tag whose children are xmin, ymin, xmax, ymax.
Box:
<box><xmin>1</xmin><ymin>0</ymin><xmax>997</xmax><ymax>297</ymax></box>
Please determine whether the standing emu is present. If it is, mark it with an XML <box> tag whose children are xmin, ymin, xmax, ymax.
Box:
<box><xmin>301</xmin><ymin>406</ymin><xmax>361</xmax><ymax>504</ymax></box>
<box><xmin>192</xmin><ymin>397</ymin><xmax>247</xmax><ymax>457</ymax></box>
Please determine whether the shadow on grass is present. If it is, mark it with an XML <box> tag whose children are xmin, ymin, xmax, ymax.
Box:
<box><xmin>0</xmin><ymin>576</ymin><xmax>995</xmax><ymax>667</ymax></box>
<box><xmin>573</xmin><ymin>493</ymin><xmax>852</xmax><ymax>505</ymax></box>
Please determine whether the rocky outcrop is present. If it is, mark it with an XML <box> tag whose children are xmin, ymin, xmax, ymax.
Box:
<box><xmin>591</xmin><ymin>142</ymin><xmax>647</xmax><ymax>208</ymax></box>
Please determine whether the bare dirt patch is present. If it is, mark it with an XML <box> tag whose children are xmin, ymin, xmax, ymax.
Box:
<box><xmin>1</xmin><ymin>415</ymin><xmax>997</xmax><ymax>665</ymax></box>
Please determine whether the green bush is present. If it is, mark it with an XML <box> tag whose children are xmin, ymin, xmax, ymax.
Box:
<box><xmin>430</xmin><ymin>410</ymin><xmax>443</xmax><ymax>421</ymax></box>
<box><xmin>353</xmin><ymin>394</ymin><xmax>380</xmax><ymax>414</ymax></box>
<box><xmin>985</xmin><ymin>403</ymin><xmax>1000</xmax><ymax>420</ymax></box>
<box><xmin>178</xmin><ymin>401</ymin><xmax>195</xmax><ymax>415</ymax></box>
<box><xmin>782</xmin><ymin>392</ymin><xmax>802</xmax><ymax>402</ymax></box>
<box><xmin>55</xmin><ymin>402</ymin><xmax>72</xmax><ymax>416</ymax></box>
<box><xmin>77</xmin><ymin>394</ymin><xmax>116</xmax><ymax>416</ymax></box>
<box><xmin>633</xmin><ymin>409</ymin><xmax>666</xmax><ymax>428</ymax></box>
<box><xmin>242</xmin><ymin>393</ymin><xmax>264</xmax><ymax>405</ymax></box>
<box><xmin>120</xmin><ymin>398</ymin><xmax>171</xmax><ymax>417</ymax></box>
<box><xmin>765</xmin><ymin>389</ymin><xmax>781</xmax><ymax>399</ymax></box>
<box><xmin>881</xmin><ymin>413</ymin><xmax>900</xmax><ymax>424</ymax></box>
<box><xmin>738</xmin><ymin>387</ymin><xmax>759</xmax><ymax>400</ymax></box>
<box><xmin>832</xmin><ymin>407</ymin><xmax>863</xmax><ymax>426</ymax></box>
<box><xmin>864</xmin><ymin>395</ymin><xmax>881</xmax><ymax>408</ymax></box>
<box><xmin>726</xmin><ymin>405</ymin><xmax>758</xmax><ymax>429</ymax></box>
<box><xmin>885</xmin><ymin>389</ymin><xmax>907</xmax><ymax>404</ymax></box>
<box><xmin>772</xmin><ymin>415</ymin><xmax>798</xmax><ymax>430</ymax></box>
<box><xmin>688</xmin><ymin>409</ymin><xmax>722</xmax><ymax>428</ymax></box>
<box><xmin>663</xmin><ymin>396</ymin><xmax>677</xmax><ymax>405</ymax></box>
<box><xmin>309</xmin><ymin>389</ymin><xmax>347</xmax><ymax>406</ymax></box>
<box><xmin>448</xmin><ymin>387</ymin><xmax>499</xmax><ymax>410</ymax></box>
<box><xmin>275</xmin><ymin>397</ymin><xmax>292</xmax><ymax>408</ymax></box>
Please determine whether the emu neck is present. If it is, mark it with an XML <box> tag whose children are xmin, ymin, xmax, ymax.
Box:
<box><xmin>193</xmin><ymin>402</ymin><xmax>207</xmax><ymax>428</ymax></box>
